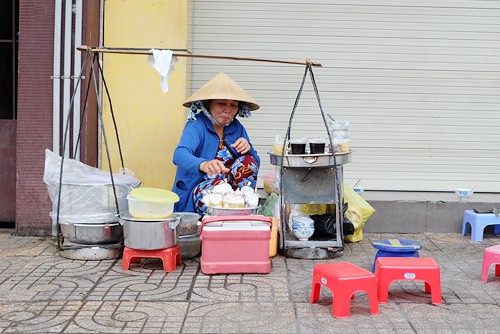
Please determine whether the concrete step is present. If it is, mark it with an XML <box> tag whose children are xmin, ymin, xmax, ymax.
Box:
<box><xmin>359</xmin><ymin>191</ymin><xmax>499</xmax><ymax>233</ymax></box>
<box><xmin>258</xmin><ymin>189</ymin><xmax>499</xmax><ymax>233</ymax></box>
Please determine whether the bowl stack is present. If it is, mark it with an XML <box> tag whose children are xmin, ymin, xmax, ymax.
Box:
<box><xmin>175</xmin><ymin>212</ymin><xmax>202</xmax><ymax>259</ymax></box>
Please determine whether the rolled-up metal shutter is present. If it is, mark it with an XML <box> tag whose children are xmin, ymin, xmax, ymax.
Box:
<box><xmin>190</xmin><ymin>0</ymin><xmax>500</xmax><ymax>192</ymax></box>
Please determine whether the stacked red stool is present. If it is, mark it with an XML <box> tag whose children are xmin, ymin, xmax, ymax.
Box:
<box><xmin>122</xmin><ymin>245</ymin><xmax>182</xmax><ymax>272</ymax></box>
<box><xmin>375</xmin><ymin>257</ymin><xmax>442</xmax><ymax>305</ymax></box>
<box><xmin>310</xmin><ymin>262</ymin><xmax>379</xmax><ymax>318</ymax></box>
<box><xmin>481</xmin><ymin>244</ymin><xmax>500</xmax><ymax>283</ymax></box>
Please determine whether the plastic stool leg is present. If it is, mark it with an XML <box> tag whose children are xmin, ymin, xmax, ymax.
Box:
<box><xmin>425</xmin><ymin>269</ymin><xmax>442</xmax><ymax>305</ymax></box>
<box><xmin>309</xmin><ymin>278</ymin><xmax>321</xmax><ymax>303</ymax></box>
<box><xmin>377</xmin><ymin>274</ymin><xmax>391</xmax><ymax>304</ymax></box>
<box><xmin>495</xmin><ymin>264</ymin><xmax>500</xmax><ymax>277</ymax></box>
<box><xmin>332</xmin><ymin>288</ymin><xmax>352</xmax><ymax>319</ymax></box>
<box><xmin>366</xmin><ymin>283</ymin><xmax>380</xmax><ymax>315</ymax></box>
<box><xmin>162</xmin><ymin>255</ymin><xmax>175</xmax><ymax>271</ymax></box>
<box><xmin>424</xmin><ymin>281</ymin><xmax>431</xmax><ymax>293</ymax></box>
<box><xmin>122</xmin><ymin>253</ymin><xmax>131</xmax><ymax>270</ymax></box>
<box><xmin>481</xmin><ymin>258</ymin><xmax>492</xmax><ymax>283</ymax></box>
<box><xmin>471</xmin><ymin>224</ymin><xmax>484</xmax><ymax>242</ymax></box>
<box><xmin>430</xmin><ymin>279</ymin><xmax>442</xmax><ymax>305</ymax></box>
<box><xmin>461</xmin><ymin>221</ymin><xmax>469</xmax><ymax>237</ymax></box>
<box><xmin>494</xmin><ymin>224</ymin><xmax>500</xmax><ymax>235</ymax></box>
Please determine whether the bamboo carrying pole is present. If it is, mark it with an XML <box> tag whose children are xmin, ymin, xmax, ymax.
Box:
<box><xmin>77</xmin><ymin>45</ymin><xmax>322</xmax><ymax>67</ymax></box>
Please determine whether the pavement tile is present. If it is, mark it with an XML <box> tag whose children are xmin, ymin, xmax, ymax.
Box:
<box><xmin>0</xmin><ymin>232</ymin><xmax>500</xmax><ymax>333</ymax></box>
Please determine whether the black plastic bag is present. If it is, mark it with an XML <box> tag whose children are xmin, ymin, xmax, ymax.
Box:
<box><xmin>311</xmin><ymin>203</ymin><xmax>353</xmax><ymax>238</ymax></box>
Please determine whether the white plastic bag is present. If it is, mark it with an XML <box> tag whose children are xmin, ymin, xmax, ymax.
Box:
<box><xmin>43</xmin><ymin>149</ymin><xmax>141</xmax><ymax>223</ymax></box>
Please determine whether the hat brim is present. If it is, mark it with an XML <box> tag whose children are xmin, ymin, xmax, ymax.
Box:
<box><xmin>183</xmin><ymin>72</ymin><xmax>260</xmax><ymax>111</ymax></box>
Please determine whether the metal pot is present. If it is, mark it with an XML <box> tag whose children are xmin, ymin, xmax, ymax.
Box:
<box><xmin>59</xmin><ymin>221</ymin><xmax>122</xmax><ymax>244</ymax></box>
<box><xmin>121</xmin><ymin>215</ymin><xmax>180</xmax><ymax>250</ymax></box>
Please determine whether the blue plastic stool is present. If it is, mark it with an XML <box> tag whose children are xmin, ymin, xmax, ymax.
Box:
<box><xmin>462</xmin><ymin>210</ymin><xmax>500</xmax><ymax>242</ymax></box>
<box><xmin>371</xmin><ymin>239</ymin><xmax>423</xmax><ymax>272</ymax></box>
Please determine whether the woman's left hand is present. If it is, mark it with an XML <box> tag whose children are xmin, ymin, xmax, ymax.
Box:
<box><xmin>232</xmin><ymin>137</ymin><xmax>251</xmax><ymax>155</ymax></box>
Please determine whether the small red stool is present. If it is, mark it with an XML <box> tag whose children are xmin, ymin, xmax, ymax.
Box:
<box><xmin>375</xmin><ymin>257</ymin><xmax>441</xmax><ymax>305</ymax></box>
<box><xmin>481</xmin><ymin>244</ymin><xmax>500</xmax><ymax>283</ymax></box>
<box><xmin>310</xmin><ymin>262</ymin><xmax>379</xmax><ymax>319</ymax></box>
<box><xmin>122</xmin><ymin>245</ymin><xmax>182</xmax><ymax>272</ymax></box>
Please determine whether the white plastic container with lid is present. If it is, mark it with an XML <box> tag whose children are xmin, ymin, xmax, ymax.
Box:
<box><xmin>127</xmin><ymin>187</ymin><xmax>180</xmax><ymax>219</ymax></box>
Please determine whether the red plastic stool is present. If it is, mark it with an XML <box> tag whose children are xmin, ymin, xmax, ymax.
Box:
<box><xmin>310</xmin><ymin>262</ymin><xmax>379</xmax><ymax>319</ymax></box>
<box><xmin>481</xmin><ymin>244</ymin><xmax>500</xmax><ymax>283</ymax></box>
<box><xmin>122</xmin><ymin>245</ymin><xmax>182</xmax><ymax>272</ymax></box>
<box><xmin>375</xmin><ymin>257</ymin><xmax>441</xmax><ymax>305</ymax></box>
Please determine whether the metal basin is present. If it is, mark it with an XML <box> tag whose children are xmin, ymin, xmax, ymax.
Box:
<box><xmin>59</xmin><ymin>221</ymin><xmax>122</xmax><ymax>244</ymax></box>
<box><xmin>175</xmin><ymin>212</ymin><xmax>201</xmax><ymax>236</ymax></box>
<box><xmin>121</xmin><ymin>215</ymin><xmax>180</xmax><ymax>250</ymax></box>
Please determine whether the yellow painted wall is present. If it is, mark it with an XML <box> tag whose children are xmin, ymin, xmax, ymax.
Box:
<box><xmin>102</xmin><ymin>0</ymin><xmax>189</xmax><ymax>190</ymax></box>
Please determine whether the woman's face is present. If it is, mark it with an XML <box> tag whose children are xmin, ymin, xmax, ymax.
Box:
<box><xmin>209</xmin><ymin>99</ymin><xmax>239</xmax><ymax>126</ymax></box>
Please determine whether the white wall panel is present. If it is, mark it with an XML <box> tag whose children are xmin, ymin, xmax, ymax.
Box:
<box><xmin>190</xmin><ymin>0</ymin><xmax>500</xmax><ymax>193</ymax></box>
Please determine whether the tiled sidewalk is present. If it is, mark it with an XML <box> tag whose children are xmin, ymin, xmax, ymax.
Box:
<box><xmin>0</xmin><ymin>232</ymin><xmax>499</xmax><ymax>333</ymax></box>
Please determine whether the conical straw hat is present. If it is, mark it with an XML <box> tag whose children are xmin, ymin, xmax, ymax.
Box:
<box><xmin>183</xmin><ymin>72</ymin><xmax>260</xmax><ymax>111</ymax></box>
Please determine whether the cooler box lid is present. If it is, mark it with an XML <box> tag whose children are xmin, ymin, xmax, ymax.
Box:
<box><xmin>203</xmin><ymin>221</ymin><xmax>270</xmax><ymax>231</ymax></box>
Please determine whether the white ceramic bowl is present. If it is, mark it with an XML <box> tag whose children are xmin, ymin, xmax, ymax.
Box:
<box><xmin>292</xmin><ymin>215</ymin><xmax>315</xmax><ymax>241</ymax></box>
<box><xmin>455</xmin><ymin>188</ymin><xmax>473</xmax><ymax>200</ymax></box>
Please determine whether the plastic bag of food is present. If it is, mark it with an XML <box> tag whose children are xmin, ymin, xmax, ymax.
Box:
<box><xmin>273</xmin><ymin>134</ymin><xmax>287</xmax><ymax>155</ymax></box>
<box><xmin>257</xmin><ymin>193</ymin><xmax>279</xmax><ymax>217</ymax></box>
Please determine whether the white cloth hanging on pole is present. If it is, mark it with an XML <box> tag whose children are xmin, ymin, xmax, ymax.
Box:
<box><xmin>148</xmin><ymin>49</ymin><xmax>178</xmax><ymax>93</ymax></box>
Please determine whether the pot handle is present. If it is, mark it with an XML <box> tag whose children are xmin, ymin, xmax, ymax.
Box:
<box><xmin>168</xmin><ymin>216</ymin><xmax>181</xmax><ymax>230</ymax></box>
<box><xmin>303</xmin><ymin>156</ymin><xmax>318</xmax><ymax>164</ymax></box>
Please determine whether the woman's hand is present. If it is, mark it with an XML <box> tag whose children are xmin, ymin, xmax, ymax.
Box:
<box><xmin>232</xmin><ymin>137</ymin><xmax>251</xmax><ymax>155</ymax></box>
<box><xmin>199</xmin><ymin>159</ymin><xmax>229</xmax><ymax>176</ymax></box>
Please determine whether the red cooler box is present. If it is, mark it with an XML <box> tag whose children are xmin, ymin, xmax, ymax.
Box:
<box><xmin>200</xmin><ymin>215</ymin><xmax>272</xmax><ymax>274</ymax></box>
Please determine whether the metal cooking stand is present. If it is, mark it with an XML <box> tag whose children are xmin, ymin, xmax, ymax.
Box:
<box><xmin>273</xmin><ymin>65</ymin><xmax>351</xmax><ymax>259</ymax></box>
<box><xmin>270</xmin><ymin>152</ymin><xmax>351</xmax><ymax>259</ymax></box>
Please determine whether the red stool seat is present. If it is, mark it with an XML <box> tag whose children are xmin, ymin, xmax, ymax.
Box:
<box><xmin>482</xmin><ymin>244</ymin><xmax>500</xmax><ymax>283</ymax></box>
<box><xmin>375</xmin><ymin>257</ymin><xmax>441</xmax><ymax>305</ymax></box>
<box><xmin>122</xmin><ymin>245</ymin><xmax>182</xmax><ymax>272</ymax></box>
<box><xmin>310</xmin><ymin>262</ymin><xmax>379</xmax><ymax>319</ymax></box>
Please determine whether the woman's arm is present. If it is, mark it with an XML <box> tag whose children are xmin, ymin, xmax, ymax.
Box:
<box><xmin>173</xmin><ymin>123</ymin><xmax>206</xmax><ymax>173</ymax></box>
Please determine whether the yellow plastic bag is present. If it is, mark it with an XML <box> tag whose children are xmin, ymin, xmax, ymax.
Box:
<box><xmin>344</xmin><ymin>204</ymin><xmax>365</xmax><ymax>243</ymax></box>
<box><xmin>343</xmin><ymin>183</ymin><xmax>375</xmax><ymax>243</ymax></box>
<box><xmin>343</xmin><ymin>183</ymin><xmax>375</xmax><ymax>224</ymax></box>
<box><xmin>298</xmin><ymin>204</ymin><xmax>334</xmax><ymax>215</ymax></box>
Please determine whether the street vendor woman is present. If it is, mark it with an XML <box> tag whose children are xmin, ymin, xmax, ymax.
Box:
<box><xmin>172</xmin><ymin>72</ymin><xmax>260</xmax><ymax>214</ymax></box>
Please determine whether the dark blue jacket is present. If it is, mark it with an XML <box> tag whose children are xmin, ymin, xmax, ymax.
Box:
<box><xmin>172</xmin><ymin>112</ymin><xmax>260</xmax><ymax>212</ymax></box>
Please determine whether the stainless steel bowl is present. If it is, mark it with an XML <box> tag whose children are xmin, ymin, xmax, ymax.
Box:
<box><xmin>206</xmin><ymin>206</ymin><xmax>259</xmax><ymax>216</ymax></box>
<box><xmin>121</xmin><ymin>215</ymin><xmax>180</xmax><ymax>250</ymax></box>
<box><xmin>175</xmin><ymin>212</ymin><xmax>201</xmax><ymax>236</ymax></box>
<box><xmin>59</xmin><ymin>221</ymin><xmax>122</xmax><ymax>244</ymax></box>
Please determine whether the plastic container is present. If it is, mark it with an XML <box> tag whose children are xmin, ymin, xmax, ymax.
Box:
<box><xmin>269</xmin><ymin>218</ymin><xmax>279</xmax><ymax>257</ymax></box>
<box><xmin>127</xmin><ymin>187</ymin><xmax>179</xmax><ymax>219</ymax></box>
